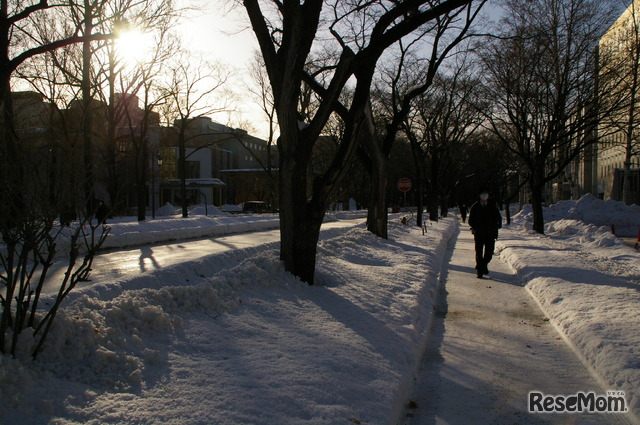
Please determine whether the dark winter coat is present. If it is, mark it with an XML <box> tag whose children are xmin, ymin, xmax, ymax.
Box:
<box><xmin>468</xmin><ymin>200</ymin><xmax>502</xmax><ymax>240</ymax></box>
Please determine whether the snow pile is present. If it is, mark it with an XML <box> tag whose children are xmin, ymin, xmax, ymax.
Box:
<box><xmin>499</xmin><ymin>196</ymin><xmax>640</xmax><ymax>423</ymax></box>
<box><xmin>10</xmin><ymin>250</ymin><xmax>303</xmax><ymax>388</ymax></box>
<box><xmin>0</xmin><ymin>218</ymin><xmax>458</xmax><ymax>425</ymax></box>
<box><xmin>545</xmin><ymin>219</ymin><xmax>621</xmax><ymax>247</ymax></box>
<box><xmin>89</xmin><ymin>206</ymin><xmax>366</xmax><ymax>250</ymax></box>
<box><xmin>512</xmin><ymin>194</ymin><xmax>640</xmax><ymax>237</ymax></box>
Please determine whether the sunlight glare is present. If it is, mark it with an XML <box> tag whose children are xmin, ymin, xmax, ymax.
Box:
<box><xmin>115</xmin><ymin>28</ymin><xmax>154</xmax><ymax>66</ymax></box>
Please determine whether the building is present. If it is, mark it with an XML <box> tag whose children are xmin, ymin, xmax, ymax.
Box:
<box><xmin>596</xmin><ymin>0</ymin><xmax>640</xmax><ymax>204</ymax></box>
<box><xmin>8</xmin><ymin>91</ymin><xmax>163</xmax><ymax>217</ymax></box>
<box><xmin>549</xmin><ymin>104</ymin><xmax>599</xmax><ymax>204</ymax></box>
<box><xmin>159</xmin><ymin>116</ymin><xmax>277</xmax><ymax>208</ymax></box>
<box><xmin>8</xmin><ymin>90</ymin><xmax>278</xmax><ymax>218</ymax></box>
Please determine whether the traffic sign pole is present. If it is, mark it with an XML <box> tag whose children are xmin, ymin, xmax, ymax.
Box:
<box><xmin>397</xmin><ymin>178</ymin><xmax>412</xmax><ymax>207</ymax></box>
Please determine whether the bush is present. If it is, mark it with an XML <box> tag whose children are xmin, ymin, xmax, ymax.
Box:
<box><xmin>1</xmin><ymin>213</ymin><xmax>109</xmax><ymax>360</ymax></box>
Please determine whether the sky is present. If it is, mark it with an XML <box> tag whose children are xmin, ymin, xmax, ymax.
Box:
<box><xmin>172</xmin><ymin>0</ymin><xmax>505</xmax><ymax>139</ymax></box>
<box><xmin>163</xmin><ymin>0</ymin><xmax>629</xmax><ymax>140</ymax></box>
<box><xmin>175</xmin><ymin>0</ymin><xmax>267</xmax><ymax>135</ymax></box>
<box><xmin>177</xmin><ymin>0</ymin><xmax>256</xmax><ymax>69</ymax></box>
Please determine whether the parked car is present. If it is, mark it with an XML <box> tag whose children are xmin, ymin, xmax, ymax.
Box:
<box><xmin>242</xmin><ymin>201</ymin><xmax>271</xmax><ymax>214</ymax></box>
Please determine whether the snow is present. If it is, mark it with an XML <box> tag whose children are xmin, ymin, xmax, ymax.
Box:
<box><xmin>100</xmin><ymin>204</ymin><xmax>365</xmax><ymax>249</ymax></box>
<box><xmin>515</xmin><ymin>193</ymin><xmax>640</xmax><ymax>237</ymax></box>
<box><xmin>497</xmin><ymin>195</ymin><xmax>640</xmax><ymax>424</ymax></box>
<box><xmin>1</xmin><ymin>196</ymin><xmax>639</xmax><ymax>425</ymax></box>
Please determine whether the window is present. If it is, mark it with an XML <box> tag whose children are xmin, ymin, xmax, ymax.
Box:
<box><xmin>159</xmin><ymin>148</ymin><xmax>177</xmax><ymax>179</ymax></box>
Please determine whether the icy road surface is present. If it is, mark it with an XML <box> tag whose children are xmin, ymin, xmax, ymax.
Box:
<box><xmin>45</xmin><ymin>218</ymin><xmax>364</xmax><ymax>296</ymax></box>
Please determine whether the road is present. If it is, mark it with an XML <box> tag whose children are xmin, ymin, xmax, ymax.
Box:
<box><xmin>44</xmin><ymin>218</ymin><xmax>365</xmax><ymax>296</ymax></box>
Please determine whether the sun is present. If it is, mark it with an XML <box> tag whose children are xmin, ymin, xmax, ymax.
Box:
<box><xmin>114</xmin><ymin>28</ymin><xmax>154</xmax><ymax>66</ymax></box>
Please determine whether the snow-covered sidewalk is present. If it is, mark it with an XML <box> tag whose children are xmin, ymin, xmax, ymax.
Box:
<box><xmin>0</xmin><ymin>218</ymin><xmax>458</xmax><ymax>425</ymax></box>
<box><xmin>401</xmin><ymin>227</ymin><xmax>634</xmax><ymax>425</ymax></box>
<box><xmin>497</xmin><ymin>227</ymin><xmax>640</xmax><ymax>425</ymax></box>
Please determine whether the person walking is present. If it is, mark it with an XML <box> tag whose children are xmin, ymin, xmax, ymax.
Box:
<box><xmin>460</xmin><ymin>204</ymin><xmax>468</xmax><ymax>223</ymax></box>
<box><xmin>468</xmin><ymin>188</ymin><xmax>502</xmax><ymax>278</ymax></box>
<box><xmin>95</xmin><ymin>200</ymin><xmax>109</xmax><ymax>225</ymax></box>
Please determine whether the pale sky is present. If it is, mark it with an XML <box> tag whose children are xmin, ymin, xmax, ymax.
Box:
<box><xmin>176</xmin><ymin>0</ymin><xmax>257</xmax><ymax>69</ymax></box>
<box><xmin>175</xmin><ymin>0</ymin><xmax>267</xmax><ymax>136</ymax></box>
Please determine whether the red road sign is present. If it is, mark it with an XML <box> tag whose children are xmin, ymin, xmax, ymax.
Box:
<box><xmin>397</xmin><ymin>177</ymin><xmax>412</xmax><ymax>192</ymax></box>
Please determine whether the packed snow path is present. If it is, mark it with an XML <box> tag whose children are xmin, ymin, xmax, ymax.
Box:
<box><xmin>400</xmin><ymin>228</ymin><xmax>633</xmax><ymax>425</ymax></box>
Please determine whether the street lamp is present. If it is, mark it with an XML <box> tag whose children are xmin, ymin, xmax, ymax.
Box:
<box><xmin>151</xmin><ymin>154</ymin><xmax>163</xmax><ymax>219</ymax></box>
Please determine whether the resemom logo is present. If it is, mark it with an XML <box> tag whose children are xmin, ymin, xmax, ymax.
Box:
<box><xmin>529</xmin><ymin>391</ymin><xmax>628</xmax><ymax>414</ymax></box>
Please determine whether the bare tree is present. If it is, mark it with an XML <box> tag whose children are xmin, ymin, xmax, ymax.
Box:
<box><xmin>480</xmin><ymin>0</ymin><xmax>617</xmax><ymax>234</ymax></box>
<box><xmin>0</xmin><ymin>0</ymin><xmax>173</xmax><ymax>360</ymax></box>
<box><xmin>16</xmin><ymin>1</ymin><xmax>180</xmax><ymax>220</ymax></box>
<box><xmin>246</xmin><ymin>52</ymin><xmax>277</xmax><ymax>157</ymax></box>
<box><xmin>106</xmin><ymin>19</ymin><xmax>179</xmax><ymax>221</ymax></box>
<box><xmin>243</xmin><ymin>52</ymin><xmax>279</xmax><ymax>205</ymax></box>
<box><xmin>402</xmin><ymin>60</ymin><xmax>486</xmax><ymax>222</ymax></box>
<box><xmin>369</xmin><ymin>8</ymin><xmax>485</xmax><ymax>231</ymax></box>
<box><xmin>158</xmin><ymin>54</ymin><xmax>233</xmax><ymax>218</ymax></box>
<box><xmin>244</xmin><ymin>0</ymin><xmax>479</xmax><ymax>284</ymax></box>
<box><xmin>0</xmin><ymin>1</ymin><xmax>114</xmax><ymax>228</ymax></box>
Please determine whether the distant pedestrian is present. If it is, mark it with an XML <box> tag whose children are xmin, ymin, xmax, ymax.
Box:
<box><xmin>460</xmin><ymin>204</ymin><xmax>468</xmax><ymax>223</ymax></box>
<box><xmin>95</xmin><ymin>201</ymin><xmax>109</xmax><ymax>225</ymax></box>
<box><xmin>468</xmin><ymin>188</ymin><xmax>502</xmax><ymax>278</ymax></box>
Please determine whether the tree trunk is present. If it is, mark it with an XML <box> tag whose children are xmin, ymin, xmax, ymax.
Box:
<box><xmin>278</xmin><ymin>152</ymin><xmax>324</xmax><ymax>285</ymax></box>
<box><xmin>82</xmin><ymin>1</ymin><xmax>95</xmax><ymax>218</ymax></box>
<box><xmin>415</xmin><ymin>175</ymin><xmax>424</xmax><ymax>228</ymax></box>
<box><xmin>428</xmin><ymin>151</ymin><xmax>439</xmax><ymax>222</ymax></box>
<box><xmin>366</xmin><ymin>158</ymin><xmax>388</xmax><ymax>239</ymax></box>
<box><xmin>622</xmin><ymin>159</ymin><xmax>632</xmax><ymax>205</ymax></box>
<box><xmin>137</xmin><ymin>144</ymin><xmax>147</xmax><ymax>221</ymax></box>
<box><xmin>440</xmin><ymin>194</ymin><xmax>448</xmax><ymax>217</ymax></box>
<box><xmin>505</xmin><ymin>203</ymin><xmax>511</xmax><ymax>225</ymax></box>
<box><xmin>178</xmin><ymin>128</ymin><xmax>188</xmax><ymax>218</ymax></box>
<box><xmin>107</xmin><ymin>52</ymin><xmax>119</xmax><ymax>214</ymax></box>
<box><xmin>530</xmin><ymin>174</ymin><xmax>545</xmax><ymax>234</ymax></box>
<box><xmin>623</xmin><ymin>44</ymin><xmax>638</xmax><ymax>205</ymax></box>
<box><xmin>623</xmin><ymin>107</ymin><xmax>634</xmax><ymax>204</ymax></box>
<box><xmin>409</xmin><ymin>133</ymin><xmax>425</xmax><ymax>228</ymax></box>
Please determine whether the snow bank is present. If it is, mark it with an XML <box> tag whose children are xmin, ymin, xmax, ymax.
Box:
<box><xmin>499</xmin><ymin>195</ymin><xmax>640</xmax><ymax>424</ymax></box>
<box><xmin>0</xmin><ymin>218</ymin><xmax>458</xmax><ymax>425</ymax></box>
<box><xmin>512</xmin><ymin>194</ymin><xmax>640</xmax><ymax>236</ymax></box>
<box><xmin>158</xmin><ymin>202</ymin><xmax>228</xmax><ymax>217</ymax></box>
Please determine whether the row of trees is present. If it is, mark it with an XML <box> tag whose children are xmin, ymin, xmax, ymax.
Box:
<box><xmin>244</xmin><ymin>0</ymin><xmax>634</xmax><ymax>283</ymax></box>
<box><xmin>7</xmin><ymin>0</ymin><xmax>243</xmax><ymax>221</ymax></box>
<box><xmin>244</xmin><ymin>0</ymin><xmax>488</xmax><ymax>284</ymax></box>
<box><xmin>1</xmin><ymin>0</ymin><xmax>638</xmax><ymax>358</ymax></box>
<box><xmin>481</xmin><ymin>0</ymin><xmax>625</xmax><ymax>233</ymax></box>
<box><xmin>599</xmin><ymin>0</ymin><xmax>640</xmax><ymax>205</ymax></box>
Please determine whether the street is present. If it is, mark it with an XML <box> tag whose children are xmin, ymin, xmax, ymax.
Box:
<box><xmin>43</xmin><ymin>218</ymin><xmax>365</xmax><ymax>296</ymax></box>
